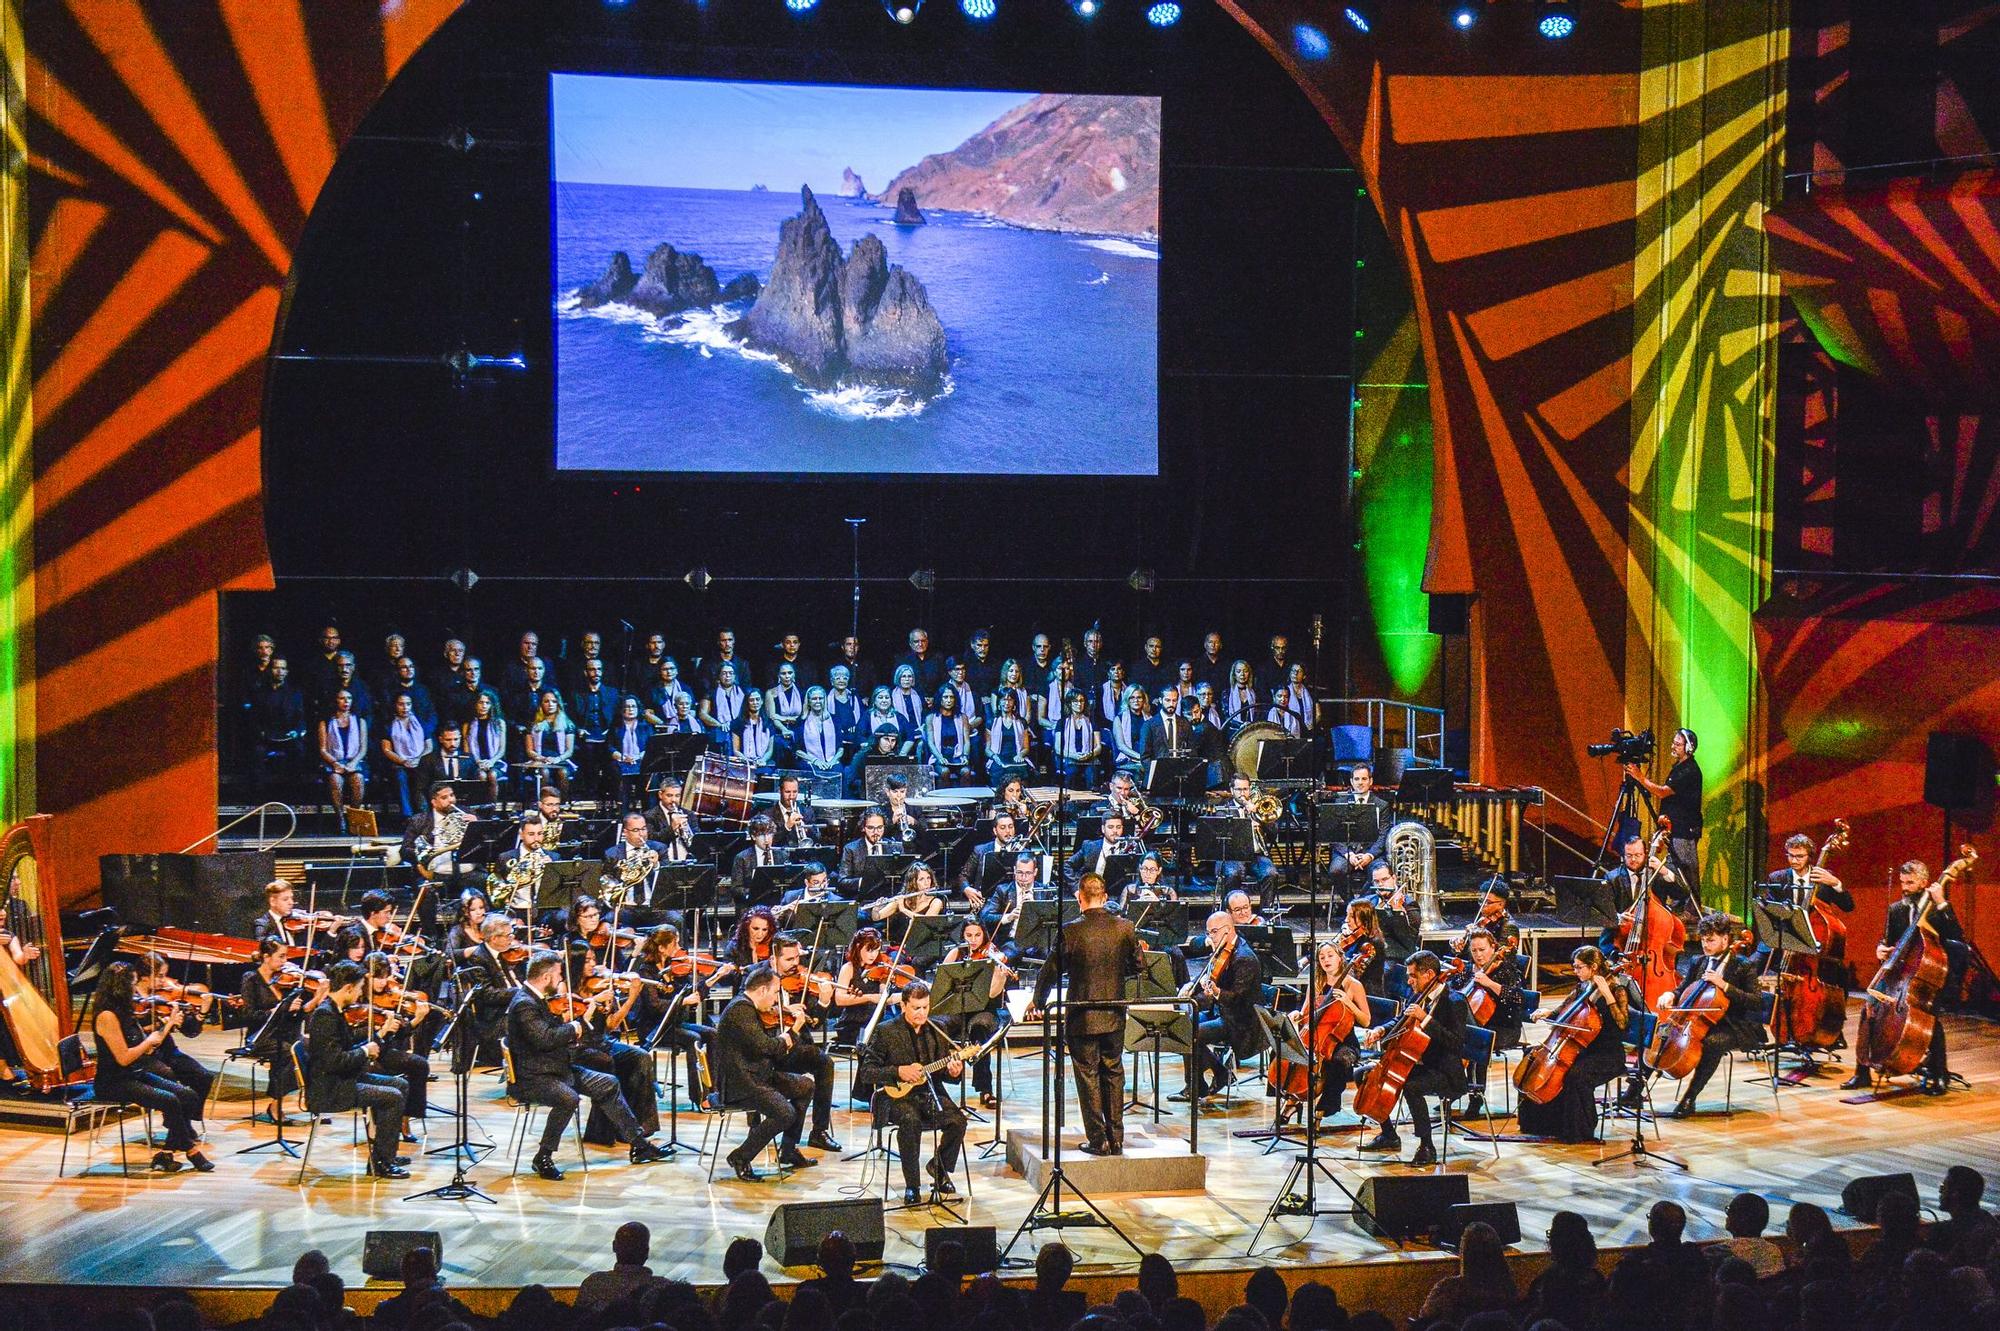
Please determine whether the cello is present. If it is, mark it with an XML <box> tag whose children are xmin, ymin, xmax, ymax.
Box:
<box><xmin>1775</xmin><ymin>820</ymin><xmax>1850</xmax><ymax>1050</ymax></box>
<box><xmin>1611</xmin><ymin>819</ymin><xmax>1685</xmax><ymax>1011</ymax></box>
<box><xmin>1645</xmin><ymin>951</ymin><xmax>1733</xmax><ymax>1080</ymax></box>
<box><xmin>1858</xmin><ymin>846</ymin><xmax>1977</xmax><ymax>1077</ymax></box>
<box><xmin>1353</xmin><ymin>972</ymin><xmax>1445</xmax><ymax>1124</ymax></box>
<box><xmin>1514</xmin><ymin>979</ymin><xmax>1605</xmax><ymax>1105</ymax></box>
<box><xmin>1268</xmin><ymin>941</ymin><xmax>1372</xmax><ymax>1106</ymax></box>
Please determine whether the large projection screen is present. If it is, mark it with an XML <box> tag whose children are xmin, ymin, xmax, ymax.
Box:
<box><xmin>553</xmin><ymin>74</ymin><xmax>1160</xmax><ymax>477</ymax></box>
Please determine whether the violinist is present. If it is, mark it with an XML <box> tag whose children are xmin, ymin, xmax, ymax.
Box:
<box><xmin>451</xmin><ymin>915</ymin><xmax>523</xmax><ymax>1073</ymax></box>
<box><xmin>1277</xmin><ymin>940</ymin><xmax>1370</xmax><ymax>1125</ymax></box>
<box><xmin>93</xmin><ymin>961</ymin><xmax>216</xmax><ymax>1173</ymax></box>
<box><xmin>360</xmin><ymin>952</ymin><xmax>432</xmax><ymax>1143</ymax></box>
<box><xmin>505</xmin><ymin>949</ymin><xmax>671</xmax><ymax>1180</ymax></box>
<box><xmin>240</xmin><ymin>936</ymin><xmax>316</xmax><ymax>1118</ymax></box>
<box><xmin>858</xmin><ymin>979</ymin><xmax>968</xmax><ymax>1204</ymax></box>
<box><xmin>444</xmin><ymin>890</ymin><xmax>491</xmax><ymax>966</ymax></box>
<box><xmin>134</xmin><ymin>953</ymin><xmax>217</xmax><ymax>1107</ymax></box>
<box><xmin>725</xmin><ymin>906</ymin><xmax>780</xmax><ymax>980</ymax></box>
<box><xmin>354</xmin><ymin>890</ymin><xmax>397</xmax><ymax>954</ymax></box>
<box><xmin>1454</xmin><ymin>929</ymin><xmax>1527</xmax><ymax>1111</ymax></box>
<box><xmin>254</xmin><ymin>880</ymin><xmax>301</xmax><ymax>944</ymax></box>
<box><xmin>1625</xmin><ymin>912</ymin><xmax>1763</xmax><ymax>1117</ymax></box>
<box><xmin>1357</xmin><ymin>950</ymin><xmax>1467</xmax><ymax>1167</ymax></box>
<box><xmin>729</xmin><ymin>815</ymin><xmax>784</xmax><ymax>906</ymax></box>
<box><xmin>1362</xmin><ymin>860</ymin><xmax>1422</xmax><ymax>966</ymax></box>
<box><xmin>832</xmin><ymin>929</ymin><xmax>896</xmax><ymax>1047</ymax></box>
<box><xmin>307</xmin><ymin>959</ymin><xmax>413</xmax><ymax>1178</ymax></box>
<box><xmin>1844</xmin><ymin>860</ymin><xmax>1962</xmax><ymax>1095</ymax></box>
<box><xmin>1516</xmin><ymin>945</ymin><xmax>1630</xmax><ymax>1143</ymax></box>
<box><xmin>939</xmin><ymin>918</ymin><xmax>1012</xmax><ymax>1108</ymax></box>
<box><xmin>1177</xmin><ymin>911</ymin><xmax>1264</xmax><ymax>1103</ymax></box>
<box><xmin>1452</xmin><ymin>884</ymin><xmax>1522</xmax><ymax>960</ymax></box>
<box><xmin>1338</xmin><ymin>899</ymin><xmax>1390</xmax><ymax>997</ymax></box>
<box><xmin>567</xmin><ymin>956</ymin><xmax>661</xmax><ymax>1149</ymax></box>
<box><xmin>769</xmin><ymin>938</ymin><xmax>841</xmax><ymax>1151</ymax></box>
<box><xmin>562</xmin><ymin>896</ymin><xmax>633</xmax><ymax>975</ymax></box>
<box><xmin>630</xmin><ymin>926</ymin><xmax>715</xmax><ymax>1102</ymax></box>
<box><xmin>710</xmin><ymin>964</ymin><xmax>819</xmax><ymax>1181</ymax></box>
<box><xmin>1596</xmin><ymin>833</ymin><xmax>1689</xmax><ymax>951</ymax></box>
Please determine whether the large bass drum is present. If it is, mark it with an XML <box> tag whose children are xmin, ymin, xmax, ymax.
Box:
<box><xmin>685</xmin><ymin>753</ymin><xmax>756</xmax><ymax>825</ymax></box>
<box><xmin>1230</xmin><ymin>720</ymin><xmax>1289</xmax><ymax>780</ymax></box>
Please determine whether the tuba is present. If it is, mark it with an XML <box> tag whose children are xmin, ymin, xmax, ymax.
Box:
<box><xmin>1385</xmin><ymin>820</ymin><xmax>1441</xmax><ymax>930</ymax></box>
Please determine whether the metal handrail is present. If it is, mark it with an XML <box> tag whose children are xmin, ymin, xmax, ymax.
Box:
<box><xmin>177</xmin><ymin>802</ymin><xmax>299</xmax><ymax>855</ymax></box>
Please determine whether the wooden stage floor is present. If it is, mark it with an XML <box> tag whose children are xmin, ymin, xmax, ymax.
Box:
<box><xmin>1</xmin><ymin>1013</ymin><xmax>1995</xmax><ymax>1293</ymax></box>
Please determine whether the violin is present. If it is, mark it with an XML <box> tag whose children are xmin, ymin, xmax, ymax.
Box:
<box><xmin>665</xmin><ymin>950</ymin><xmax>727</xmax><ymax>981</ymax></box>
<box><xmin>546</xmin><ymin>986</ymin><xmax>608</xmax><ymax>1023</ymax></box>
<box><xmin>273</xmin><ymin>963</ymin><xmax>327</xmax><ymax>992</ymax></box>
<box><xmin>134</xmin><ymin>993</ymin><xmax>191</xmax><ymax>1032</ymax></box>
<box><xmin>498</xmin><ymin>940</ymin><xmax>533</xmax><ymax>965</ymax></box>
<box><xmin>281</xmin><ymin>909</ymin><xmax>344</xmax><ymax>934</ymax></box>
<box><xmin>863</xmin><ymin>958</ymin><xmax>921</xmax><ymax>987</ymax></box>
<box><xmin>378</xmin><ymin>921</ymin><xmax>432</xmax><ymax>957</ymax></box>
<box><xmin>585</xmin><ymin>921</ymin><xmax>644</xmax><ymax>950</ymax></box>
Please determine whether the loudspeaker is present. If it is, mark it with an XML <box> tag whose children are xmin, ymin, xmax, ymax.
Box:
<box><xmin>1355</xmin><ymin>1172</ymin><xmax>1470</xmax><ymax>1239</ymax></box>
<box><xmin>1445</xmin><ymin>1201</ymin><xmax>1522</xmax><ymax>1246</ymax></box>
<box><xmin>1925</xmin><ymin>732</ymin><xmax>1994</xmax><ymax>811</ymax></box>
<box><xmin>1842</xmin><ymin>1172</ymin><xmax>1918</xmax><ymax>1222</ymax></box>
<box><xmin>1428</xmin><ymin>594</ymin><xmax>1470</xmax><ymax>636</ymax></box>
<box><xmin>925</xmin><ymin>1225</ymin><xmax>999</xmax><ymax>1274</ymax></box>
<box><xmin>362</xmin><ymin>1230</ymin><xmax>443</xmax><ymax>1280</ymax></box>
<box><xmin>98</xmin><ymin>851</ymin><xmax>274</xmax><ymax>937</ymax></box>
<box><xmin>764</xmin><ymin>1198</ymin><xmax>885</xmax><ymax>1267</ymax></box>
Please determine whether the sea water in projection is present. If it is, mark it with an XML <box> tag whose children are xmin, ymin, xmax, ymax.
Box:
<box><xmin>553</xmin><ymin>75</ymin><xmax>1160</xmax><ymax>476</ymax></box>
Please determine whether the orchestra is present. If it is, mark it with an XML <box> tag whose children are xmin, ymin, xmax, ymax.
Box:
<box><xmin>18</xmin><ymin>617</ymin><xmax>1976</xmax><ymax>1207</ymax></box>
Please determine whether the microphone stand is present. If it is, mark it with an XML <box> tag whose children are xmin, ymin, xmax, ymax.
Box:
<box><xmin>409</xmin><ymin>974</ymin><xmax>497</xmax><ymax>1203</ymax></box>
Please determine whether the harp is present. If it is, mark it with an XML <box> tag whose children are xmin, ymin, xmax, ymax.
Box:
<box><xmin>0</xmin><ymin>816</ymin><xmax>88</xmax><ymax>1091</ymax></box>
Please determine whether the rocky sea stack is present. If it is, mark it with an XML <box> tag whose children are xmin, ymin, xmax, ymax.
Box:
<box><xmin>731</xmin><ymin>186</ymin><xmax>948</xmax><ymax>396</ymax></box>
<box><xmin>892</xmin><ymin>187</ymin><xmax>926</xmax><ymax>226</ymax></box>
<box><xmin>578</xmin><ymin>245</ymin><xmax>759</xmax><ymax>317</ymax></box>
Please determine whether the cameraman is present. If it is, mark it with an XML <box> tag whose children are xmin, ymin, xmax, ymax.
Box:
<box><xmin>1624</xmin><ymin>727</ymin><xmax>1702</xmax><ymax>904</ymax></box>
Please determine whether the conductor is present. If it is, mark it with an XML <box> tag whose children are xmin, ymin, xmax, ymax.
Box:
<box><xmin>1027</xmin><ymin>872</ymin><xmax>1142</xmax><ymax>1157</ymax></box>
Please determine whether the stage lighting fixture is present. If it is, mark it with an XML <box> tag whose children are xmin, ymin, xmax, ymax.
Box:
<box><xmin>1451</xmin><ymin>5</ymin><xmax>1477</xmax><ymax>29</ymax></box>
<box><xmin>1342</xmin><ymin>6</ymin><xmax>1370</xmax><ymax>33</ymax></box>
<box><xmin>882</xmin><ymin>0</ymin><xmax>921</xmax><ymax>21</ymax></box>
<box><xmin>909</xmin><ymin>569</ymin><xmax>937</xmax><ymax>591</ymax></box>
<box><xmin>1146</xmin><ymin>0</ymin><xmax>1180</xmax><ymax>24</ymax></box>
<box><xmin>787</xmin><ymin>0</ymin><xmax>821</xmax><ymax>12</ymax></box>
<box><xmin>1294</xmin><ymin>22</ymin><xmax>1332</xmax><ymax>57</ymax></box>
<box><xmin>1070</xmin><ymin>0</ymin><xmax>1099</xmax><ymax>17</ymax></box>
<box><xmin>961</xmin><ymin>0</ymin><xmax>996</xmax><ymax>17</ymax></box>
<box><xmin>1538</xmin><ymin>2</ymin><xmax>1576</xmax><ymax>38</ymax></box>
<box><xmin>685</xmin><ymin>567</ymin><xmax>713</xmax><ymax>592</ymax></box>
<box><xmin>1127</xmin><ymin>568</ymin><xmax>1157</xmax><ymax>593</ymax></box>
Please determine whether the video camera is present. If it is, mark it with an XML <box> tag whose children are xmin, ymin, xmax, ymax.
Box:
<box><xmin>1587</xmin><ymin>728</ymin><xmax>1655</xmax><ymax>763</ymax></box>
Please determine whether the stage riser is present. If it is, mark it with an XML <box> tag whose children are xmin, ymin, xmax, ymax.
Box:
<box><xmin>1005</xmin><ymin>1130</ymin><xmax>1209</xmax><ymax>1195</ymax></box>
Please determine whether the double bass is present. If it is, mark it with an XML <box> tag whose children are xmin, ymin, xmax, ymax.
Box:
<box><xmin>1611</xmin><ymin>819</ymin><xmax>1685</xmax><ymax>1010</ymax></box>
<box><xmin>1514</xmin><ymin>981</ymin><xmax>1605</xmax><ymax>1105</ymax></box>
<box><xmin>1775</xmin><ymin>820</ymin><xmax>1850</xmax><ymax>1050</ymax></box>
<box><xmin>1858</xmin><ymin>846</ymin><xmax>1977</xmax><ymax>1076</ymax></box>
<box><xmin>1352</xmin><ymin>974</ymin><xmax>1444</xmax><ymax>1124</ymax></box>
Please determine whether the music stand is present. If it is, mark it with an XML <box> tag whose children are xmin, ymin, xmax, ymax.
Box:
<box><xmin>1253</xmin><ymin>735</ymin><xmax>1311</xmax><ymax>782</ymax></box>
<box><xmin>1122</xmin><ymin>1004</ymin><xmax>1193</xmax><ymax>1121</ymax></box>
<box><xmin>784</xmin><ymin>900</ymin><xmax>859</xmax><ymax>963</ymax></box>
<box><xmin>1101</xmin><ymin>855</ymin><xmax>1140</xmax><ymax>894</ymax></box>
<box><xmin>653</xmin><ymin>864</ymin><xmax>718</xmax><ymax>916</ymax></box>
<box><xmin>1246</xmin><ymin>1008</ymin><xmax>1314</xmax><ymax>1151</ymax></box>
<box><xmin>532</xmin><ymin>857</ymin><xmax>588</xmax><ymax>910</ymax></box>
<box><xmin>642</xmin><ymin>733</ymin><xmax>706</xmax><ymax>787</ymax></box>
<box><xmin>1752</xmin><ymin>899</ymin><xmax>1821</xmax><ymax>1082</ymax></box>
<box><xmin>1316</xmin><ymin>803</ymin><xmax>1383</xmax><ymax>851</ymax></box>
<box><xmin>455</xmin><ymin>819</ymin><xmax>512</xmax><ymax>868</ymax></box>
<box><xmin>1553</xmin><ymin>875</ymin><xmax>1622</xmax><ymax>931</ymax></box>
<box><xmin>930</xmin><ymin>960</ymin><xmax>996</xmax><ymax>1026</ymax></box>
<box><xmin>894</xmin><ymin>913</ymin><xmax>960</xmax><ymax>968</ymax></box>
<box><xmin>749</xmin><ymin>864</ymin><xmax>808</xmax><ymax>909</ymax></box>
<box><xmin>859</xmin><ymin>853</ymin><xmax>918</xmax><ymax>894</ymax></box>
<box><xmin>1239</xmin><ymin>924</ymin><xmax>1302</xmax><ymax>981</ymax></box>
<box><xmin>1014</xmin><ymin>898</ymin><xmax>1080</xmax><ymax>957</ymax></box>
<box><xmin>1144</xmin><ymin>755</ymin><xmax>1207</xmax><ymax>798</ymax></box>
<box><xmin>1195</xmin><ymin>817</ymin><xmax>1254</xmax><ymax>865</ymax></box>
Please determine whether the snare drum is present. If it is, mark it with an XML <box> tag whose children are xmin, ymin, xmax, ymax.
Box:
<box><xmin>685</xmin><ymin>753</ymin><xmax>756</xmax><ymax>824</ymax></box>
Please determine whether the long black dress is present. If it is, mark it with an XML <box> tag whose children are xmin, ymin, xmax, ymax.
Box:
<box><xmin>1517</xmin><ymin>986</ymin><xmax>1630</xmax><ymax>1143</ymax></box>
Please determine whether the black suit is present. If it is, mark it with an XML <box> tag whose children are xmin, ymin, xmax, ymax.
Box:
<box><xmin>1654</xmin><ymin>951</ymin><xmax>1765</xmax><ymax>1105</ymax></box>
<box><xmin>505</xmin><ymin>988</ymin><xmax>645</xmax><ymax>1154</ymax></box>
<box><xmin>838</xmin><ymin>837</ymin><xmax>905</xmax><ymax>888</ymax></box>
<box><xmin>1761</xmin><ymin>868</ymin><xmax>1855</xmax><ymax>913</ymax></box>
<box><xmin>730</xmin><ymin>844</ymin><xmax>785</xmax><ymax>905</ymax></box>
<box><xmin>1327</xmin><ymin>793</ymin><xmax>1392</xmax><ymax>887</ymax></box>
<box><xmin>1140</xmin><ymin>713</ymin><xmax>1194</xmax><ymax>762</ymax></box>
<box><xmin>858</xmin><ymin>1017</ymin><xmax>967</xmax><ymax>1191</ymax></box>
<box><xmin>709</xmin><ymin>996</ymin><xmax>814</xmax><ymax>1162</ymax></box>
<box><xmin>1031</xmin><ymin>906</ymin><xmax>1142</xmax><ymax>1150</ymax></box>
<box><xmin>304</xmin><ymin>998</ymin><xmax>408</xmax><ymax>1166</ymax></box>
<box><xmin>1865</xmin><ymin>895</ymin><xmax>1963</xmax><ymax>1077</ymax></box>
<box><xmin>1391</xmin><ymin>984</ymin><xmax>1469</xmax><ymax>1148</ymax></box>
<box><xmin>1194</xmin><ymin>937</ymin><xmax>1264</xmax><ymax>1094</ymax></box>
<box><xmin>1065</xmin><ymin>838</ymin><xmax>1121</xmax><ymax>886</ymax></box>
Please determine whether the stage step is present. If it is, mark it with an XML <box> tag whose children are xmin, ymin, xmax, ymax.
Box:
<box><xmin>1005</xmin><ymin>1127</ymin><xmax>1209</xmax><ymax>1195</ymax></box>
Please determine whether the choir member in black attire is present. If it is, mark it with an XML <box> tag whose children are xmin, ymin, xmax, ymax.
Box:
<box><xmin>709</xmin><ymin>964</ymin><xmax>818</xmax><ymax>1180</ymax></box>
<box><xmin>1027</xmin><ymin>873</ymin><xmax>1142</xmax><ymax>1156</ymax></box>
<box><xmin>305</xmin><ymin>960</ymin><xmax>412</xmax><ymax>1178</ymax></box>
<box><xmin>1358</xmin><ymin>950</ymin><xmax>1467</xmax><ymax>1166</ymax></box>
<box><xmin>93</xmin><ymin>962</ymin><xmax>215</xmax><ymax>1173</ymax></box>
<box><xmin>1518</xmin><ymin>946</ymin><xmax>1631</xmax><ymax>1143</ymax></box>
<box><xmin>858</xmin><ymin>979</ymin><xmax>967</xmax><ymax>1203</ymax></box>
<box><xmin>504</xmin><ymin>949</ymin><xmax>670</xmax><ymax>1180</ymax></box>
<box><xmin>1844</xmin><ymin>859</ymin><xmax>1963</xmax><ymax>1095</ymax></box>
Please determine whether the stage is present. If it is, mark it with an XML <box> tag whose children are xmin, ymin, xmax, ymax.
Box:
<box><xmin>0</xmin><ymin>1011</ymin><xmax>1991</xmax><ymax>1314</ymax></box>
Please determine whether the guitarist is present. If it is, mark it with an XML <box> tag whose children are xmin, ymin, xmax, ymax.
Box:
<box><xmin>1844</xmin><ymin>861</ymin><xmax>1962</xmax><ymax>1096</ymax></box>
<box><xmin>1357</xmin><ymin>950</ymin><xmax>1466</xmax><ymax>1167</ymax></box>
<box><xmin>858</xmin><ymin>978</ymin><xmax>967</xmax><ymax>1204</ymax></box>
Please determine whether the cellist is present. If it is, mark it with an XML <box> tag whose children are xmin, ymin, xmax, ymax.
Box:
<box><xmin>1844</xmin><ymin>860</ymin><xmax>1962</xmax><ymax>1096</ymax></box>
<box><xmin>1517</xmin><ymin>946</ymin><xmax>1630</xmax><ymax>1143</ymax></box>
<box><xmin>1356</xmin><ymin>950</ymin><xmax>1468</xmax><ymax>1167</ymax></box>
<box><xmin>1621</xmin><ymin>912</ymin><xmax>1763</xmax><ymax>1118</ymax></box>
